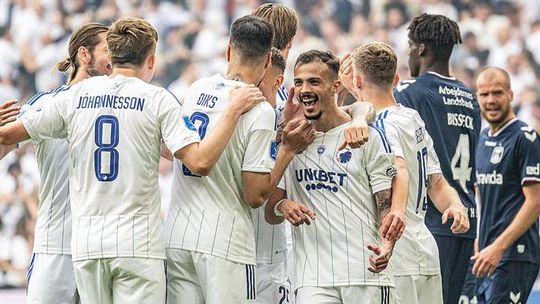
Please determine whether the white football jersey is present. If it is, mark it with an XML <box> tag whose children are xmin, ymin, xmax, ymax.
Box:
<box><xmin>374</xmin><ymin>104</ymin><xmax>442</xmax><ymax>276</ymax></box>
<box><xmin>279</xmin><ymin>122</ymin><xmax>397</xmax><ymax>289</ymax></box>
<box><xmin>163</xmin><ymin>74</ymin><xmax>277</xmax><ymax>265</ymax></box>
<box><xmin>19</xmin><ymin>86</ymin><xmax>72</xmax><ymax>255</ymax></box>
<box><xmin>251</xmin><ymin>85</ymin><xmax>291</xmax><ymax>264</ymax></box>
<box><xmin>21</xmin><ymin>75</ymin><xmax>200</xmax><ymax>261</ymax></box>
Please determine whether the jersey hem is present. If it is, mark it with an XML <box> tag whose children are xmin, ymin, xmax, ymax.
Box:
<box><xmin>71</xmin><ymin>253</ymin><xmax>165</xmax><ymax>262</ymax></box>
<box><xmin>242</xmin><ymin>166</ymin><xmax>273</xmax><ymax>173</ymax></box>
<box><xmin>32</xmin><ymin>247</ymin><xmax>71</xmax><ymax>255</ymax></box>
<box><xmin>165</xmin><ymin>246</ymin><xmax>256</xmax><ymax>265</ymax></box>
<box><xmin>296</xmin><ymin>280</ymin><xmax>395</xmax><ymax>289</ymax></box>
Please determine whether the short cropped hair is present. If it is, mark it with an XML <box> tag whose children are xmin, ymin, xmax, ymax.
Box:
<box><xmin>294</xmin><ymin>50</ymin><xmax>339</xmax><ymax>79</ymax></box>
<box><xmin>230</xmin><ymin>15</ymin><xmax>274</xmax><ymax>65</ymax></box>
<box><xmin>107</xmin><ymin>17</ymin><xmax>158</xmax><ymax>67</ymax></box>
<box><xmin>253</xmin><ymin>3</ymin><xmax>298</xmax><ymax>51</ymax></box>
<box><xmin>353</xmin><ymin>42</ymin><xmax>397</xmax><ymax>87</ymax></box>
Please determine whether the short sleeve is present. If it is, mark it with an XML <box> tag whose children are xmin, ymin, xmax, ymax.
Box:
<box><xmin>20</xmin><ymin>92</ymin><xmax>69</xmax><ymax>141</ymax></box>
<box><xmin>425</xmin><ymin>131</ymin><xmax>442</xmax><ymax>175</ymax></box>
<box><xmin>365</xmin><ymin>126</ymin><xmax>396</xmax><ymax>194</ymax></box>
<box><xmin>158</xmin><ymin>89</ymin><xmax>200</xmax><ymax>154</ymax></box>
<box><xmin>383</xmin><ymin>123</ymin><xmax>403</xmax><ymax>159</ymax></box>
<box><xmin>242</xmin><ymin>103</ymin><xmax>277</xmax><ymax>173</ymax></box>
<box><xmin>517</xmin><ymin>127</ymin><xmax>540</xmax><ymax>185</ymax></box>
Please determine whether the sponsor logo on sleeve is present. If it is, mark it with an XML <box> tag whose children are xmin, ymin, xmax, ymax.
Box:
<box><xmin>270</xmin><ymin>140</ymin><xmax>277</xmax><ymax>161</ymax></box>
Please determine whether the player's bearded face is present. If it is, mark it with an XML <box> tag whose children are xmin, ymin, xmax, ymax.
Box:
<box><xmin>294</xmin><ymin>62</ymin><xmax>335</xmax><ymax>121</ymax></box>
<box><xmin>87</xmin><ymin>33</ymin><xmax>112</xmax><ymax>77</ymax></box>
<box><xmin>477</xmin><ymin>81</ymin><xmax>513</xmax><ymax>124</ymax></box>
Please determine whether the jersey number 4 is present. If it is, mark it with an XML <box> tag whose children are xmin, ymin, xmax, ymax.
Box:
<box><xmin>451</xmin><ymin>134</ymin><xmax>472</xmax><ymax>193</ymax></box>
<box><xmin>94</xmin><ymin>115</ymin><xmax>119</xmax><ymax>182</ymax></box>
<box><xmin>182</xmin><ymin>111</ymin><xmax>210</xmax><ymax>177</ymax></box>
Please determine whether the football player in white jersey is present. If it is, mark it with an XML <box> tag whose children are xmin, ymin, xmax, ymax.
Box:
<box><xmin>163</xmin><ymin>15</ymin><xmax>316</xmax><ymax>304</ymax></box>
<box><xmin>253</xmin><ymin>47</ymin><xmax>292</xmax><ymax>304</ymax></box>
<box><xmin>252</xmin><ymin>6</ymin><xmax>379</xmax><ymax>303</ymax></box>
<box><xmin>0</xmin><ymin>23</ymin><xmax>111</xmax><ymax>304</ymax></box>
<box><xmin>266</xmin><ymin>50</ymin><xmax>399</xmax><ymax>304</ymax></box>
<box><xmin>0</xmin><ymin>17</ymin><xmax>265</xmax><ymax>304</ymax></box>
<box><xmin>344</xmin><ymin>42</ymin><xmax>470</xmax><ymax>304</ymax></box>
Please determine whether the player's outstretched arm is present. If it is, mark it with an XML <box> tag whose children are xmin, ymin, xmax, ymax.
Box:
<box><xmin>176</xmin><ymin>85</ymin><xmax>265</xmax><ymax>175</ymax></box>
<box><xmin>472</xmin><ymin>182</ymin><xmax>540</xmax><ymax>277</ymax></box>
<box><xmin>0</xmin><ymin>121</ymin><xmax>30</xmax><ymax>147</ymax></box>
<box><xmin>0</xmin><ymin>99</ymin><xmax>20</xmax><ymax>126</ymax></box>
<box><xmin>381</xmin><ymin>156</ymin><xmax>408</xmax><ymax>241</ymax></box>
<box><xmin>427</xmin><ymin>173</ymin><xmax>470</xmax><ymax>234</ymax></box>
<box><xmin>0</xmin><ymin>100</ymin><xmax>21</xmax><ymax>159</ymax></box>
<box><xmin>242</xmin><ymin>118</ymin><xmax>315</xmax><ymax>208</ymax></box>
<box><xmin>368</xmin><ymin>188</ymin><xmax>396</xmax><ymax>273</ymax></box>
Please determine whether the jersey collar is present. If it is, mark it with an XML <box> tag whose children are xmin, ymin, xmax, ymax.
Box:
<box><xmin>488</xmin><ymin>117</ymin><xmax>518</xmax><ymax>137</ymax></box>
<box><xmin>427</xmin><ymin>71</ymin><xmax>456</xmax><ymax>81</ymax></box>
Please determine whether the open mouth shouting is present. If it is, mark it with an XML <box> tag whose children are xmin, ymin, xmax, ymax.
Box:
<box><xmin>299</xmin><ymin>92</ymin><xmax>322</xmax><ymax>120</ymax></box>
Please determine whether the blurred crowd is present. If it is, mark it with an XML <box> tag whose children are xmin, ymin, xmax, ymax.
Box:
<box><xmin>0</xmin><ymin>0</ymin><xmax>539</xmax><ymax>288</ymax></box>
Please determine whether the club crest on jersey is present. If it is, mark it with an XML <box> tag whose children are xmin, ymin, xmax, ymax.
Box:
<box><xmin>317</xmin><ymin>145</ymin><xmax>326</xmax><ymax>155</ymax></box>
<box><xmin>490</xmin><ymin>146</ymin><xmax>504</xmax><ymax>164</ymax></box>
<box><xmin>269</xmin><ymin>140</ymin><xmax>277</xmax><ymax>161</ymax></box>
<box><xmin>182</xmin><ymin>115</ymin><xmax>197</xmax><ymax>131</ymax></box>
<box><xmin>336</xmin><ymin>148</ymin><xmax>352</xmax><ymax>164</ymax></box>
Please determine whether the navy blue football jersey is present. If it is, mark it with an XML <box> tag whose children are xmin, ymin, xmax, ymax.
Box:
<box><xmin>394</xmin><ymin>71</ymin><xmax>480</xmax><ymax>238</ymax></box>
<box><xmin>476</xmin><ymin>119</ymin><xmax>540</xmax><ymax>264</ymax></box>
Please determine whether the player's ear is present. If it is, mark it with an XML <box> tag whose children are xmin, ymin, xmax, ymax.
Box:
<box><xmin>418</xmin><ymin>43</ymin><xmax>426</xmax><ymax>56</ymax></box>
<box><xmin>393</xmin><ymin>73</ymin><xmax>400</xmax><ymax>87</ymax></box>
<box><xmin>333</xmin><ymin>79</ymin><xmax>341</xmax><ymax>93</ymax></box>
<box><xmin>226</xmin><ymin>45</ymin><xmax>231</xmax><ymax>62</ymax></box>
<box><xmin>77</xmin><ymin>46</ymin><xmax>89</xmax><ymax>65</ymax></box>
<box><xmin>147</xmin><ymin>53</ymin><xmax>156</xmax><ymax>71</ymax></box>
<box><xmin>275</xmin><ymin>74</ymin><xmax>284</xmax><ymax>89</ymax></box>
<box><xmin>353</xmin><ymin>74</ymin><xmax>361</xmax><ymax>90</ymax></box>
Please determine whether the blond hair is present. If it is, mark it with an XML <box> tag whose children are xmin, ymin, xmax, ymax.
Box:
<box><xmin>107</xmin><ymin>17</ymin><xmax>158</xmax><ymax>68</ymax></box>
<box><xmin>253</xmin><ymin>3</ymin><xmax>298</xmax><ymax>51</ymax></box>
<box><xmin>353</xmin><ymin>42</ymin><xmax>397</xmax><ymax>88</ymax></box>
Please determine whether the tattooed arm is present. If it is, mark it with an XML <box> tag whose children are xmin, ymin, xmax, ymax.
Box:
<box><xmin>367</xmin><ymin>188</ymin><xmax>396</xmax><ymax>273</ymax></box>
<box><xmin>428</xmin><ymin>173</ymin><xmax>469</xmax><ymax>234</ymax></box>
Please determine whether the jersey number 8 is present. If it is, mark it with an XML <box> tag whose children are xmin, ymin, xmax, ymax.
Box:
<box><xmin>94</xmin><ymin>115</ymin><xmax>119</xmax><ymax>182</ymax></box>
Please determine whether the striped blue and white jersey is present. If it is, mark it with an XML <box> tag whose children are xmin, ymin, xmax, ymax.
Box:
<box><xmin>164</xmin><ymin>74</ymin><xmax>277</xmax><ymax>266</ymax></box>
<box><xmin>278</xmin><ymin>122</ymin><xmax>396</xmax><ymax>288</ymax></box>
<box><xmin>251</xmin><ymin>85</ymin><xmax>291</xmax><ymax>265</ymax></box>
<box><xmin>374</xmin><ymin>104</ymin><xmax>442</xmax><ymax>276</ymax></box>
<box><xmin>19</xmin><ymin>85</ymin><xmax>72</xmax><ymax>255</ymax></box>
<box><xmin>21</xmin><ymin>75</ymin><xmax>200</xmax><ymax>261</ymax></box>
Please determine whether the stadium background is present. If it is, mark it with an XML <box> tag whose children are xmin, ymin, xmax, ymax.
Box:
<box><xmin>0</xmin><ymin>0</ymin><xmax>539</xmax><ymax>302</ymax></box>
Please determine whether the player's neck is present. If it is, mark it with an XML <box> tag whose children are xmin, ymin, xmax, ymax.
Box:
<box><xmin>420</xmin><ymin>61</ymin><xmax>450</xmax><ymax>77</ymax></box>
<box><xmin>69</xmin><ymin>70</ymin><xmax>91</xmax><ymax>85</ymax></box>
<box><xmin>312</xmin><ymin>107</ymin><xmax>351</xmax><ymax>133</ymax></box>
<box><xmin>489</xmin><ymin>114</ymin><xmax>516</xmax><ymax>134</ymax></box>
<box><xmin>360</xmin><ymin>87</ymin><xmax>396</xmax><ymax>112</ymax></box>
<box><xmin>226</xmin><ymin>64</ymin><xmax>264</xmax><ymax>86</ymax></box>
<box><xmin>110</xmin><ymin>67</ymin><xmax>143</xmax><ymax>81</ymax></box>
